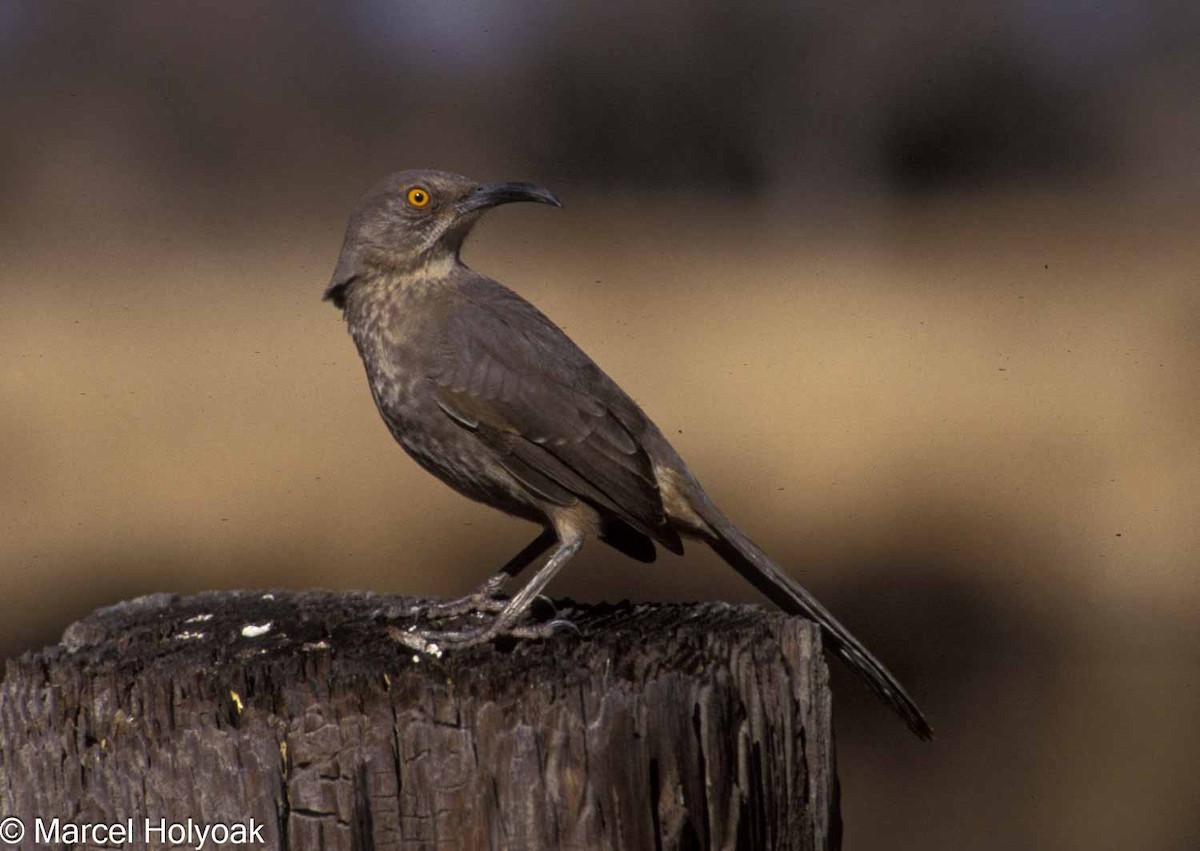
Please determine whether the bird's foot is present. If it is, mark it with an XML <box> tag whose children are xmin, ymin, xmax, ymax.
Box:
<box><xmin>388</xmin><ymin>613</ymin><xmax>578</xmax><ymax>656</ymax></box>
<box><xmin>401</xmin><ymin>576</ymin><xmax>562</xmax><ymax>625</ymax></box>
<box><xmin>399</xmin><ymin>573</ymin><xmax>513</xmax><ymax>622</ymax></box>
<box><xmin>502</xmin><ymin>617</ymin><xmax>580</xmax><ymax>642</ymax></box>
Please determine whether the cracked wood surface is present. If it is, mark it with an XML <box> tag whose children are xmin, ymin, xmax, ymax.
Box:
<box><xmin>0</xmin><ymin>590</ymin><xmax>839</xmax><ymax>850</ymax></box>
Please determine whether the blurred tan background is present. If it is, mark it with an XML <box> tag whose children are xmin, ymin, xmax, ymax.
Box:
<box><xmin>1</xmin><ymin>2</ymin><xmax>1198</xmax><ymax>847</ymax></box>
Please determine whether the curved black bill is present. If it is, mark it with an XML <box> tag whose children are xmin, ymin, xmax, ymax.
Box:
<box><xmin>459</xmin><ymin>181</ymin><xmax>562</xmax><ymax>214</ymax></box>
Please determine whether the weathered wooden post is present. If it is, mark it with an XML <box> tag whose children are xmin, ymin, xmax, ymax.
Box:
<box><xmin>0</xmin><ymin>590</ymin><xmax>839</xmax><ymax>850</ymax></box>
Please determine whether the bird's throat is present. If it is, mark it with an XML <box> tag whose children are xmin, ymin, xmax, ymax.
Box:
<box><xmin>409</xmin><ymin>251</ymin><xmax>460</xmax><ymax>281</ymax></box>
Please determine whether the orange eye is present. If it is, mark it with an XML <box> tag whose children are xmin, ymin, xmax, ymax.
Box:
<box><xmin>406</xmin><ymin>187</ymin><xmax>431</xmax><ymax>208</ymax></box>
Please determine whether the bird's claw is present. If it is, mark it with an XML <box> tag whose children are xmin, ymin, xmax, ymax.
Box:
<box><xmin>507</xmin><ymin>617</ymin><xmax>578</xmax><ymax>640</ymax></box>
<box><xmin>392</xmin><ymin>613</ymin><xmax>578</xmax><ymax>654</ymax></box>
<box><xmin>411</xmin><ymin>573</ymin><xmax>513</xmax><ymax>621</ymax></box>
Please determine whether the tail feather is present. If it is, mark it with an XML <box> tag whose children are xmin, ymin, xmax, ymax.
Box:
<box><xmin>704</xmin><ymin>511</ymin><xmax>933</xmax><ymax>740</ymax></box>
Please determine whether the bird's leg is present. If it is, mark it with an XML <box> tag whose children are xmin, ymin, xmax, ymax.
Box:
<box><xmin>416</xmin><ymin>529</ymin><xmax>556</xmax><ymax>620</ymax></box>
<box><xmin>404</xmin><ymin>533</ymin><xmax>583</xmax><ymax>649</ymax></box>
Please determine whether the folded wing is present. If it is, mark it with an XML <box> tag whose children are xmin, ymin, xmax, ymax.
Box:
<box><xmin>429</xmin><ymin>280</ymin><xmax>683</xmax><ymax>555</ymax></box>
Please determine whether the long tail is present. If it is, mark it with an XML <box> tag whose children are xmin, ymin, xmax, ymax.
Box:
<box><xmin>700</xmin><ymin>506</ymin><xmax>933</xmax><ymax>740</ymax></box>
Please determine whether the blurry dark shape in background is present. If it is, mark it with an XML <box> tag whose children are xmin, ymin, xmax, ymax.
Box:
<box><xmin>529</xmin><ymin>1</ymin><xmax>793</xmax><ymax>192</ymax></box>
<box><xmin>1</xmin><ymin>2</ymin><xmax>1199</xmax><ymax>850</ymax></box>
<box><xmin>879</xmin><ymin>46</ymin><xmax>1098</xmax><ymax>194</ymax></box>
<box><xmin>4</xmin><ymin>0</ymin><xmax>1195</xmax><ymax>221</ymax></box>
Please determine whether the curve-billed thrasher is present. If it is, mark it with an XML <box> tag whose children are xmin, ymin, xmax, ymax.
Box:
<box><xmin>324</xmin><ymin>169</ymin><xmax>931</xmax><ymax>739</ymax></box>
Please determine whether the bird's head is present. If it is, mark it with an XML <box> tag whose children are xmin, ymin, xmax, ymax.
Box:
<box><xmin>323</xmin><ymin>169</ymin><xmax>561</xmax><ymax>308</ymax></box>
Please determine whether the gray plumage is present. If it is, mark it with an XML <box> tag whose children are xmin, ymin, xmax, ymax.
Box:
<box><xmin>325</xmin><ymin>169</ymin><xmax>932</xmax><ymax>739</ymax></box>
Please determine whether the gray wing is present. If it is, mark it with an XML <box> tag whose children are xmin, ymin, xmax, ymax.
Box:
<box><xmin>429</xmin><ymin>278</ymin><xmax>683</xmax><ymax>554</ymax></box>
